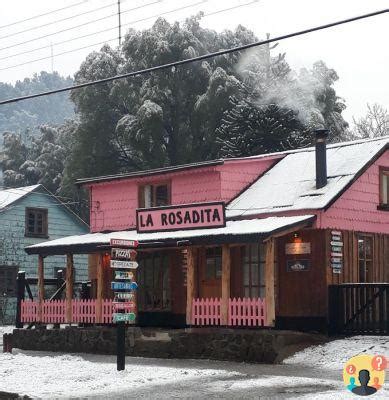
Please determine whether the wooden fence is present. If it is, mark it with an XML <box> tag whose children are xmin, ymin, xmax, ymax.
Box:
<box><xmin>21</xmin><ymin>299</ymin><xmax>114</xmax><ymax>324</ymax></box>
<box><xmin>191</xmin><ymin>297</ymin><xmax>266</xmax><ymax>327</ymax></box>
<box><xmin>328</xmin><ymin>283</ymin><xmax>389</xmax><ymax>335</ymax></box>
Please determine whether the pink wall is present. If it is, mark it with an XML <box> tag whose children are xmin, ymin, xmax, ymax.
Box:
<box><xmin>319</xmin><ymin>150</ymin><xmax>389</xmax><ymax>233</ymax></box>
<box><xmin>88</xmin><ymin>157</ymin><xmax>280</xmax><ymax>233</ymax></box>
<box><xmin>219</xmin><ymin>158</ymin><xmax>279</xmax><ymax>202</ymax></box>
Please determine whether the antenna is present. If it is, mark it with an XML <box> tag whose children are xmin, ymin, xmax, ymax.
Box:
<box><xmin>118</xmin><ymin>0</ymin><xmax>122</xmax><ymax>46</ymax></box>
<box><xmin>50</xmin><ymin>42</ymin><xmax>54</xmax><ymax>72</ymax></box>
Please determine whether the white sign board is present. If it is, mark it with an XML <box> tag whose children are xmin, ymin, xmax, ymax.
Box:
<box><xmin>110</xmin><ymin>260</ymin><xmax>139</xmax><ymax>270</ymax></box>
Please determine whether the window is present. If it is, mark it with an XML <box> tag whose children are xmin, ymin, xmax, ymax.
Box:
<box><xmin>138</xmin><ymin>252</ymin><xmax>170</xmax><ymax>311</ymax></box>
<box><xmin>138</xmin><ymin>183</ymin><xmax>170</xmax><ymax>208</ymax></box>
<box><xmin>0</xmin><ymin>266</ymin><xmax>18</xmax><ymax>296</ymax></box>
<box><xmin>242</xmin><ymin>243</ymin><xmax>265</xmax><ymax>298</ymax></box>
<box><xmin>379</xmin><ymin>168</ymin><xmax>389</xmax><ymax>208</ymax></box>
<box><xmin>25</xmin><ymin>208</ymin><xmax>48</xmax><ymax>237</ymax></box>
<box><xmin>205</xmin><ymin>247</ymin><xmax>222</xmax><ymax>280</ymax></box>
<box><xmin>358</xmin><ymin>235</ymin><xmax>373</xmax><ymax>282</ymax></box>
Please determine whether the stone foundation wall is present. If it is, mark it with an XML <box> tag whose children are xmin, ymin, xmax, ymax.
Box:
<box><xmin>11</xmin><ymin>327</ymin><xmax>325</xmax><ymax>363</ymax></box>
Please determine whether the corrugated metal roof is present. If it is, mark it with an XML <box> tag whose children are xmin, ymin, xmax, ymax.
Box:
<box><xmin>0</xmin><ymin>184</ymin><xmax>41</xmax><ymax>210</ymax></box>
<box><xmin>76</xmin><ymin>159</ymin><xmax>225</xmax><ymax>185</ymax></box>
<box><xmin>25</xmin><ymin>215</ymin><xmax>315</xmax><ymax>254</ymax></box>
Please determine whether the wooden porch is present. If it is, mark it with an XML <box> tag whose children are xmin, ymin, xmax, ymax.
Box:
<box><xmin>18</xmin><ymin>239</ymin><xmax>276</xmax><ymax>328</ymax></box>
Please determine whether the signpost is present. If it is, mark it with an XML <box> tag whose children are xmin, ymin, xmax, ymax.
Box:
<box><xmin>330</xmin><ymin>231</ymin><xmax>343</xmax><ymax>274</ymax></box>
<box><xmin>110</xmin><ymin>238</ymin><xmax>139</xmax><ymax>371</ymax></box>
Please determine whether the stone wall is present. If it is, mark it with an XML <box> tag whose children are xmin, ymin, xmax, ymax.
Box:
<box><xmin>11</xmin><ymin>327</ymin><xmax>325</xmax><ymax>363</ymax></box>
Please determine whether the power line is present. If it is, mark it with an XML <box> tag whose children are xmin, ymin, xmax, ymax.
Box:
<box><xmin>0</xmin><ymin>0</ymin><xmax>161</xmax><ymax>53</ymax></box>
<box><xmin>0</xmin><ymin>38</ymin><xmax>119</xmax><ymax>72</ymax></box>
<box><xmin>204</xmin><ymin>0</ymin><xmax>259</xmax><ymax>17</ymax></box>
<box><xmin>0</xmin><ymin>0</ymin><xmax>209</xmax><ymax>71</ymax></box>
<box><xmin>0</xmin><ymin>8</ymin><xmax>387</xmax><ymax>106</ymax></box>
<box><xmin>0</xmin><ymin>0</ymin><xmax>129</xmax><ymax>41</ymax></box>
<box><xmin>0</xmin><ymin>0</ymin><xmax>207</xmax><ymax>62</ymax></box>
<box><xmin>0</xmin><ymin>1</ymin><xmax>90</xmax><ymax>30</ymax></box>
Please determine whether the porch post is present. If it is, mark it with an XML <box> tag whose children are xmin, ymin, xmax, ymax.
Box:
<box><xmin>186</xmin><ymin>247</ymin><xmax>196</xmax><ymax>325</ymax></box>
<box><xmin>221</xmin><ymin>244</ymin><xmax>231</xmax><ymax>326</ymax></box>
<box><xmin>96</xmin><ymin>253</ymin><xmax>104</xmax><ymax>323</ymax></box>
<box><xmin>66</xmin><ymin>254</ymin><xmax>74</xmax><ymax>323</ymax></box>
<box><xmin>265</xmin><ymin>238</ymin><xmax>276</xmax><ymax>327</ymax></box>
<box><xmin>37</xmin><ymin>255</ymin><xmax>45</xmax><ymax>323</ymax></box>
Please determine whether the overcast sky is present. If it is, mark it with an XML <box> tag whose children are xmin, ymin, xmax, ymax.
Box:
<box><xmin>0</xmin><ymin>0</ymin><xmax>388</xmax><ymax>122</ymax></box>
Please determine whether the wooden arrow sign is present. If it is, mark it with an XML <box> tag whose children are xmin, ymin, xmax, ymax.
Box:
<box><xmin>111</xmin><ymin>248</ymin><xmax>137</xmax><ymax>260</ymax></box>
<box><xmin>114</xmin><ymin>270</ymin><xmax>134</xmax><ymax>280</ymax></box>
<box><xmin>110</xmin><ymin>239</ymin><xmax>139</xmax><ymax>248</ymax></box>
<box><xmin>110</xmin><ymin>260</ymin><xmax>139</xmax><ymax>270</ymax></box>
<box><xmin>111</xmin><ymin>281</ymin><xmax>138</xmax><ymax>291</ymax></box>
<box><xmin>113</xmin><ymin>301</ymin><xmax>136</xmax><ymax>311</ymax></box>
<box><xmin>113</xmin><ymin>312</ymin><xmax>136</xmax><ymax>323</ymax></box>
<box><xmin>114</xmin><ymin>292</ymin><xmax>134</xmax><ymax>300</ymax></box>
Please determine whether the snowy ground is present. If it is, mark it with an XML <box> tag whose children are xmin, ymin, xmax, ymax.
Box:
<box><xmin>0</xmin><ymin>332</ymin><xmax>387</xmax><ymax>399</ymax></box>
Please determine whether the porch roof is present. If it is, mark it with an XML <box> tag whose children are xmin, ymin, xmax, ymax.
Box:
<box><xmin>25</xmin><ymin>215</ymin><xmax>315</xmax><ymax>255</ymax></box>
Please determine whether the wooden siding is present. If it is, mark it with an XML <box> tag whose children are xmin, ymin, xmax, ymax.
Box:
<box><xmin>320</xmin><ymin>150</ymin><xmax>389</xmax><ymax>233</ymax></box>
<box><xmin>327</xmin><ymin>230</ymin><xmax>389</xmax><ymax>285</ymax></box>
<box><xmin>0</xmin><ymin>188</ymin><xmax>88</xmax><ymax>322</ymax></box>
<box><xmin>88</xmin><ymin>158</ymin><xmax>279</xmax><ymax>233</ymax></box>
<box><xmin>277</xmin><ymin>230</ymin><xmax>327</xmax><ymax>318</ymax></box>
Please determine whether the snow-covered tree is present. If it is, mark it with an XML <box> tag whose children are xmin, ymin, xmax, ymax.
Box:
<box><xmin>352</xmin><ymin>103</ymin><xmax>389</xmax><ymax>139</ymax></box>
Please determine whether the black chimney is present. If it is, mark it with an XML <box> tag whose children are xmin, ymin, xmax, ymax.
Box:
<box><xmin>314</xmin><ymin>128</ymin><xmax>329</xmax><ymax>189</ymax></box>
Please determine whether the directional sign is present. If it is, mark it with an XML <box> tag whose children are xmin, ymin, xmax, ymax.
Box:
<box><xmin>113</xmin><ymin>312</ymin><xmax>136</xmax><ymax>323</ymax></box>
<box><xmin>331</xmin><ymin>252</ymin><xmax>343</xmax><ymax>257</ymax></box>
<box><xmin>111</xmin><ymin>248</ymin><xmax>137</xmax><ymax>260</ymax></box>
<box><xmin>110</xmin><ymin>239</ymin><xmax>138</xmax><ymax>248</ymax></box>
<box><xmin>113</xmin><ymin>301</ymin><xmax>136</xmax><ymax>311</ymax></box>
<box><xmin>114</xmin><ymin>271</ymin><xmax>134</xmax><ymax>280</ymax></box>
<box><xmin>111</xmin><ymin>282</ymin><xmax>138</xmax><ymax>291</ymax></box>
<box><xmin>110</xmin><ymin>260</ymin><xmax>139</xmax><ymax>270</ymax></box>
<box><xmin>114</xmin><ymin>292</ymin><xmax>134</xmax><ymax>300</ymax></box>
<box><xmin>330</xmin><ymin>241</ymin><xmax>343</xmax><ymax>247</ymax></box>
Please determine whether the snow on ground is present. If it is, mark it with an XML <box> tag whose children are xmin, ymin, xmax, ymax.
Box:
<box><xmin>0</xmin><ymin>335</ymin><xmax>387</xmax><ymax>399</ymax></box>
<box><xmin>284</xmin><ymin>335</ymin><xmax>389</xmax><ymax>369</ymax></box>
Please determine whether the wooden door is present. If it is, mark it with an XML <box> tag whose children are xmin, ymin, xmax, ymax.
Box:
<box><xmin>199</xmin><ymin>247</ymin><xmax>222</xmax><ymax>298</ymax></box>
<box><xmin>277</xmin><ymin>230</ymin><xmax>327</xmax><ymax>317</ymax></box>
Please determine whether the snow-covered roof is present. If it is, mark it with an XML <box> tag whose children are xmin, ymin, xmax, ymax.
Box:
<box><xmin>227</xmin><ymin>136</ymin><xmax>389</xmax><ymax>218</ymax></box>
<box><xmin>25</xmin><ymin>215</ymin><xmax>314</xmax><ymax>254</ymax></box>
<box><xmin>0</xmin><ymin>184</ymin><xmax>41</xmax><ymax>210</ymax></box>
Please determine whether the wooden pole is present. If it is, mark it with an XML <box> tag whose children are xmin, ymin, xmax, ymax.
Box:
<box><xmin>221</xmin><ymin>244</ymin><xmax>231</xmax><ymax>326</ymax></box>
<box><xmin>186</xmin><ymin>248</ymin><xmax>196</xmax><ymax>325</ymax></box>
<box><xmin>66</xmin><ymin>254</ymin><xmax>74</xmax><ymax>324</ymax></box>
<box><xmin>96</xmin><ymin>253</ymin><xmax>104</xmax><ymax>323</ymax></box>
<box><xmin>37</xmin><ymin>255</ymin><xmax>45</xmax><ymax>323</ymax></box>
<box><xmin>15</xmin><ymin>271</ymin><xmax>25</xmax><ymax>328</ymax></box>
<box><xmin>265</xmin><ymin>238</ymin><xmax>276</xmax><ymax>327</ymax></box>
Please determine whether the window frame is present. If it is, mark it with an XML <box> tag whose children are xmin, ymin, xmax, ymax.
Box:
<box><xmin>205</xmin><ymin>247</ymin><xmax>222</xmax><ymax>280</ymax></box>
<box><xmin>378</xmin><ymin>167</ymin><xmax>389</xmax><ymax>210</ymax></box>
<box><xmin>242</xmin><ymin>243</ymin><xmax>265</xmax><ymax>298</ymax></box>
<box><xmin>138</xmin><ymin>252</ymin><xmax>171</xmax><ymax>311</ymax></box>
<box><xmin>357</xmin><ymin>234</ymin><xmax>373</xmax><ymax>283</ymax></box>
<box><xmin>138</xmin><ymin>182</ymin><xmax>171</xmax><ymax>208</ymax></box>
<box><xmin>25</xmin><ymin>207</ymin><xmax>48</xmax><ymax>238</ymax></box>
<box><xmin>0</xmin><ymin>265</ymin><xmax>19</xmax><ymax>296</ymax></box>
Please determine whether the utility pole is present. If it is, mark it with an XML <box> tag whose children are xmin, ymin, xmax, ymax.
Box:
<box><xmin>118</xmin><ymin>0</ymin><xmax>122</xmax><ymax>47</ymax></box>
<box><xmin>50</xmin><ymin>43</ymin><xmax>54</xmax><ymax>72</ymax></box>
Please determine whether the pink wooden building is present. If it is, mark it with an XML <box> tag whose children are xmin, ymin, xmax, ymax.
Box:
<box><xmin>23</xmin><ymin>132</ymin><xmax>389</xmax><ymax>333</ymax></box>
